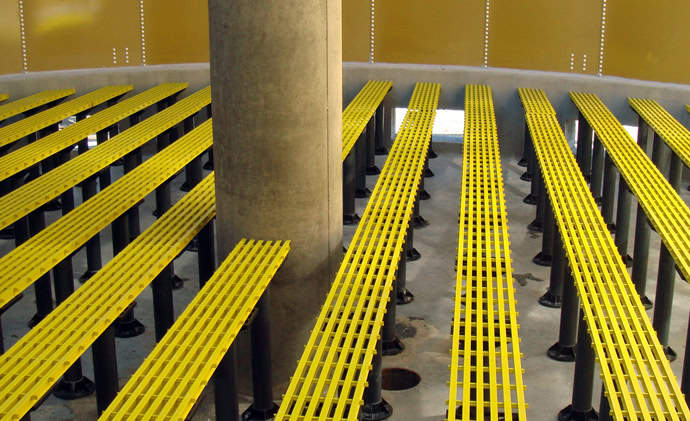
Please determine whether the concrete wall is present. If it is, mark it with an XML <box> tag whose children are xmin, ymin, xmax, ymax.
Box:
<box><xmin>2</xmin><ymin>62</ymin><xmax>690</xmax><ymax>158</ymax></box>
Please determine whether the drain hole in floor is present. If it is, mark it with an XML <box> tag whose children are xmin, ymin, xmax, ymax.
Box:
<box><xmin>382</xmin><ymin>368</ymin><xmax>421</xmax><ymax>391</ymax></box>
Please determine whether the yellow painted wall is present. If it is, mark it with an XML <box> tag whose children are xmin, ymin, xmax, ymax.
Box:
<box><xmin>343</xmin><ymin>0</ymin><xmax>370</xmax><ymax>62</ymax></box>
<box><xmin>489</xmin><ymin>0</ymin><xmax>602</xmax><ymax>75</ymax></box>
<box><xmin>374</xmin><ymin>0</ymin><xmax>485</xmax><ymax>66</ymax></box>
<box><xmin>0</xmin><ymin>0</ymin><xmax>23</xmax><ymax>75</ymax></box>
<box><xmin>604</xmin><ymin>0</ymin><xmax>690</xmax><ymax>85</ymax></box>
<box><xmin>1</xmin><ymin>0</ymin><xmax>690</xmax><ymax>86</ymax></box>
<box><xmin>144</xmin><ymin>0</ymin><xmax>209</xmax><ymax>65</ymax></box>
<box><xmin>23</xmin><ymin>0</ymin><xmax>142</xmax><ymax>71</ymax></box>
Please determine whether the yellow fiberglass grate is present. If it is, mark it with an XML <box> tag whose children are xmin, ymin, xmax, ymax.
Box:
<box><xmin>276</xmin><ymin>82</ymin><xmax>439</xmax><ymax>421</ymax></box>
<box><xmin>0</xmin><ymin>83</ymin><xmax>187</xmax><ymax>183</ymax></box>
<box><xmin>572</xmin><ymin>92</ymin><xmax>690</xmax><ymax>285</ymax></box>
<box><xmin>447</xmin><ymin>85</ymin><xmax>527</xmax><ymax>421</ymax></box>
<box><xmin>101</xmin><ymin>239</ymin><xmax>290</xmax><ymax>420</ymax></box>
<box><xmin>629</xmin><ymin>98</ymin><xmax>690</xmax><ymax>170</ymax></box>
<box><xmin>0</xmin><ymin>89</ymin><xmax>74</xmax><ymax>121</ymax></box>
<box><xmin>341</xmin><ymin>80</ymin><xmax>392</xmax><ymax>161</ymax></box>
<box><xmin>0</xmin><ymin>174</ymin><xmax>216</xmax><ymax>420</ymax></box>
<box><xmin>0</xmin><ymin>119</ymin><xmax>212</xmax><ymax>314</ymax></box>
<box><xmin>521</xmin><ymin>91</ymin><xmax>689</xmax><ymax>420</ymax></box>
<box><xmin>0</xmin><ymin>86</ymin><xmax>211</xmax><ymax>232</ymax></box>
<box><xmin>0</xmin><ymin>85</ymin><xmax>132</xmax><ymax>148</ymax></box>
<box><xmin>517</xmin><ymin>88</ymin><xmax>555</xmax><ymax>115</ymax></box>
<box><xmin>0</xmin><ymin>93</ymin><xmax>8</xmax><ymax>103</ymax></box>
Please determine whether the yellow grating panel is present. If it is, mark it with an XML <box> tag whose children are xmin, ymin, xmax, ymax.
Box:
<box><xmin>0</xmin><ymin>86</ymin><xmax>132</xmax><ymax>148</ymax></box>
<box><xmin>0</xmin><ymin>94</ymin><xmax>8</xmax><ymax>103</ymax></box>
<box><xmin>572</xmin><ymin>93</ymin><xmax>690</xmax><ymax>287</ymax></box>
<box><xmin>517</xmin><ymin>88</ymin><xmax>555</xmax><ymax>115</ymax></box>
<box><xmin>447</xmin><ymin>85</ymin><xmax>527</xmax><ymax>421</ymax></box>
<box><xmin>341</xmin><ymin>80</ymin><xmax>392</xmax><ymax>161</ymax></box>
<box><xmin>520</xmin><ymin>92</ymin><xmax>690</xmax><ymax>419</ymax></box>
<box><xmin>686</xmin><ymin>105</ymin><xmax>690</xmax><ymax>114</ymax></box>
<box><xmin>276</xmin><ymin>82</ymin><xmax>439</xmax><ymax>421</ymax></box>
<box><xmin>0</xmin><ymin>174</ymin><xmax>217</xmax><ymax>420</ymax></box>
<box><xmin>0</xmin><ymin>83</ymin><xmax>187</xmax><ymax>183</ymax></box>
<box><xmin>101</xmin><ymin>239</ymin><xmax>290</xmax><ymax>420</ymax></box>
<box><xmin>0</xmin><ymin>86</ymin><xmax>211</xmax><ymax>232</ymax></box>
<box><xmin>0</xmin><ymin>89</ymin><xmax>74</xmax><ymax>121</ymax></box>
<box><xmin>0</xmin><ymin>119</ymin><xmax>213</xmax><ymax>312</ymax></box>
<box><xmin>629</xmin><ymin>98</ymin><xmax>690</xmax><ymax>170</ymax></box>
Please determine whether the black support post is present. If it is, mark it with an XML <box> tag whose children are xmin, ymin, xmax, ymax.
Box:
<box><xmin>601</xmin><ymin>154</ymin><xmax>616</xmax><ymax>232</ymax></box>
<box><xmin>413</xmin><ymin>192</ymin><xmax>428</xmax><ymax>229</ymax></box>
<box><xmin>383</xmin><ymin>246</ymin><xmax>405</xmax><ymax>355</ymax></box>
<box><xmin>577</xmin><ymin>113</ymin><xmax>593</xmax><ymax>182</ymax></box>
<box><xmin>242</xmin><ymin>290</ymin><xmax>279</xmax><ymax>420</ymax></box>
<box><xmin>527</xmin><ymin>163</ymin><xmax>544</xmax><ymax>232</ymax></box>
<box><xmin>533</xmin><ymin>195</ymin><xmax>554</xmax><ymax>266</ymax></box>
<box><xmin>79</xmin><ymin>175</ymin><xmax>102</xmax><ymax>282</ymax></box>
<box><xmin>547</xmin><ymin>260</ymin><xmax>578</xmax><ymax>362</ymax></box>
<box><xmin>524</xmin><ymin>148</ymin><xmax>540</xmax><ymax>205</ymax></box>
<box><xmin>652</xmin><ymin>243</ymin><xmax>678</xmax><ymax>361</ymax></box>
<box><xmin>111</xmin><ymin>214</ymin><xmax>145</xmax><ymax>338</ymax></box>
<box><xmin>27</xmin><ymin>210</ymin><xmax>53</xmax><ymax>328</ymax></box>
<box><xmin>614</xmin><ymin>176</ymin><xmax>633</xmax><ymax>267</ymax></box>
<box><xmin>214</xmin><ymin>346</ymin><xmax>240</xmax><ymax>421</ymax></box>
<box><xmin>518</xmin><ymin>124</ymin><xmax>529</xmax><ymax>167</ymax></box>
<box><xmin>521</xmin><ymin>128</ymin><xmax>534</xmax><ymax>182</ymax></box>
<box><xmin>375</xmin><ymin>103</ymin><xmax>388</xmax><ymax>156</ymax></box>
<box><xmin>355</xmin><ymin>133</ymin><xmax>370</xmax><ymax>198</ymax></box>
<box><xmin>361</xmin><ymin>339</ymin><xmax>393</xmax><ymax>420</ymax></box>
<box><xmin>365</xmin><ymin>117</ymin><xmax>380</xmax><ymax>175</ymax></box>
<box><xmin>405</xmin><ymin>214</ymin><xmax>421</xmax><ymax>262</ymax></box>
<box><xmin>198</xmin><ymin>219</ymin><xmax>216</xmax><ymax>289</ymax></box>
<box><xmin>397</xmin><ymin>227</ymin><xmax>414</xmax><ymax>304</ymax></box>
<box><xmin>343</xmin><ymin>151</ymin><xmax>359</xmax><ymax>225</ymax></box>
<box><xmin>590</xmin><ymin>134</ymin><xmax>604</xmax><ymax>202</ymax></box>
<box><xmin>92</xmin><ymin>325</ymin><xmax>119</xmax><ymax>415</ymax></box>
<box><xmin>558</xmin><ymin>309</ymin><xmax>598</xmax><ymax>421</ymax></box>
<box><xmin>539</xmin><ymin>225</ymin><xmax>564</xmax><ymax>308</ymax></box>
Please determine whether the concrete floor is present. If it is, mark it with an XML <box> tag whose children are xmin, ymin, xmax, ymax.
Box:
<box><xmin>3</xmin><ymin>135</ymin><xmax>690</xmax><ymax>420</ymax></box>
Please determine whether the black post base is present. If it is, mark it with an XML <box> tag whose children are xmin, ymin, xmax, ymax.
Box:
<box><xmin>593</xmin><ymin>196</ymin><xmax>602</xmax><ymax>205</ymax></box>
<box><xmin>424</xmin><ymin>168</ymin><xmax>435</xmax><ymax>178</ymax></box>
<box><xmin>152</xmin><ymin>208</ymin><xmax>161</xmax><ymax>218</ymax></box>
<box><xmin>533</xmin><ymin>252</ymin><xmax>552</xmax><ymax>267</ymax></box>
<box><xmin>241</xmin><ymin>403</ymin><xmax>279</xmax><ymax>421</ymax></box>
<box><xmin>114</xmin><ymin>308</ymin><xmax>146</xmax><ymax>338</ymax></box>
<box><xmin>0</xmin><ymin>225</ymin><xmax>14</xmax><ymax>239</ymax></box>
<box><xmin>382</xmin><ymin>337</ymin><xmax>405</xmax><ymax>356</ymax></box>
<box><xmin>172</xmin><ymin>274</ymin><xmax>184</xmax><ymax>290</ymax></box>
<box><xmin>520</xmin><ymin>171</ymin><xmax>532</xmax><ymax>182</ymax></box>
<box><xmin>186</xmin><ymin>238</ymin><xmax>199</xmax><ymax>252</ymax></box>
<box><xmin>639</xmin><ymin>295</ymin><xmax>653</xmax><ymax>310</ymax></box>
<box><xmin>203</xmin><ymin>160</ymin><xmax>213</xmax><ymax>170</ymax></box>
<box><xmin>558</xmin><ymin>405</ymin><xmax>598</xmax><ymax>421</ymax></box>
<box><xmin>79</xmin><ymin>270</ymin><xmax>99</xmax><ymax>284</ymax></box>
<box><xmin>619</xmin><ymin>255</ymin><xmax>633</xmax><ymax>268</ymax></box>
<box><xmin>375</xmin><ymin>147</ymin><xmax>388</xmax><ymax>156</ymax></box>
<box><xmin>356</xmin><ymin>188</ymin><xmax>372</xmax><ymax>198</ymax></box>
<box><xmin>606</xmin><ymin>223</ymin><xmax>616</xmax><ymax>233</ymax></box>
<box><xmin>517</xmin><ymin>157</ymin><xmax>528</xmax><ymax>167</ymax></box>
<box><xmin>41</xmin><ymin>199</ymin><xmax>62</xmax><ymax>212</ymax></box>
<box><xmin>360</xmin><ymin>398</ymin><xmax>393</xmax><ymax>421</ymax></box>
<box><xmin>664</xmin><ymin>346</ymin><xmax>678</xmax><ymax>362</ymax></box>
<box><xmin>523</xmin><ymin>194</ymin><xmax>538</xmax><ymax>205</ymax></box>
<box><xmin>413</xmin><ymin>215</ymin><xmax>429</xmax><ymax>229</ymax></box>
<box><xmin>396</xmin><ymin>288</ymin><xmax>414</xmax><ymax>305</ymax></box>
<box><xmin>539</xmin><ymin>290</ymin><xmax>562</xmax><ymax>308</ymax></box>
<box><xmin>343</xmin><ymin>213</ymin><xmax>361</xmax><ymax>226</ymax></box>
<box><xmin>366</xmin><ymin>166</ymin><xmax>381</xmax><ymax>175</ymax></box>
<box><xmin>28</xmin><ymin>312</ymin><xmax>48</xmax><ymax>328</ymax></box>
<box><xmin>180</xmin><ymin>181</ymin><xmax>191</xmax><ymax>192</ymax></box>
<box><xmin>527</xmin><ymin>219</ymin><xmax>544</xmax><ymax>232</ymax></box>
<box><xmin>428</xmin><ymin>149</ymin><xmax>438</xmax><ymax>159</ymax></box>
<box><xmin>53</xmin><ymin>376</ymin><xmax>96</xmax><ymax>400</ymax></box>
<box><xmin>406</xmin><ymin>248</ymin><xmax>421</xmax><ymax>262</ymax></box>
<box><xmin>547</xmin><ymin>342</ymin><xmax>577</xmax><ymax>362</ymax></box>
<box><xmin>420</xmin><ymin>190</ymin><xmax>431</xmax><ymax>201</ymax></box>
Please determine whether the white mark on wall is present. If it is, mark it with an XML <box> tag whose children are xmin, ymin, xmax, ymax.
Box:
<box><xmin>139</xmin><ymin>0</ymin><xmax>146</xmax><ymax>65</ymax></box>
<box><xmin>369</xmin><ymin>0</ymin><xmax>375</xmax><ymax>63</ymax></box>
<box><xmin>112</xmin><ymin>47</ymin><xmax>117</xmax><ymax>65</ymax></box>
<box><xmin>570</xmin><ymin>53</ymin><xmax>575</xmax><ymax>71</ymax></box>
<box><xmin>483</xmin><ymin>0</ymin><xmax>490</xmax><ymax>67</ymax></box>
<box><xmin>125</xmin><ymin>47</ymin><xmax>130</xmax><ymax>64</ymax></box>
<box><xmin>582</xmin><ymin>54</ymin><xmax>587</xmax><ymax>72</ymax></box>
<box><xmin>598</xmin><ymin>0</ymin><xmax>607</xmax><ymax>76</ymax></box>
<box><xmin>18</xmin><ymin>0</ymin><xmax>27</xmax><ymax>72</ymax></box>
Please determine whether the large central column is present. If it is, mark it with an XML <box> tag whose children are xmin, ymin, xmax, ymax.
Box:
<box><xmin>208</xmin><ymin>0</ymin><xmax>343</xmax><ymax>391</ymax></box>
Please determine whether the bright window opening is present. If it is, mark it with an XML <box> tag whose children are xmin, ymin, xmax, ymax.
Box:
<box><xmin>394</xmin><ymin>108</ymin><xmax>464</xmax><ymax>142</ymax></box>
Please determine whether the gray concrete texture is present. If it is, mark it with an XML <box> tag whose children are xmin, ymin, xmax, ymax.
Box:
<box><xmin>208</xmin><ymin>0</ymin><xmax>343</xmax><ymax>391</ymax></box>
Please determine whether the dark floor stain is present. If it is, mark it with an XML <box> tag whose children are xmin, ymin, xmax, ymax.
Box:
<box><xmin>514</xmin><ymin>272</ymin><xmax>544</xmax><ymax>286</ymax></box>
<box><xmin>396</xmin><ymin>321</ymin><xmax>417</xmax><ymax>339</ymax></box>
<box><xmin>408</xmin><ymin>316</ymin><xmax>425</xmax><ymax>321</ymax></box>
<box><xmin>528</xmin><ymin>231</ymin><xmax>540</xmax><ymax>239</ymax></box>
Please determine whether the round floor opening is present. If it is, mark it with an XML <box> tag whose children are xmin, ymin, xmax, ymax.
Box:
<box><xmin>381</xmin><ymin>368</ymin><xmax>421</xmax><ymax>391</ymax></box>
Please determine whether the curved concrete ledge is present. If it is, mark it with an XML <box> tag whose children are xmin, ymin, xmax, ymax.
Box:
<box><xmin>2</xmin><ymin>62</ymin><xmax>689</xmax><ymax>156</ymax></box>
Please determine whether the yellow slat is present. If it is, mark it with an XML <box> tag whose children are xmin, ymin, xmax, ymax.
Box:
<box><xmin>0</xmin><ymin>83</ymin><xmax>187</xmax><ymax>183</ymax></box>
<box><xmin>0</xmin><ymin>89</ymin><xmax>74</xmax><ymax>121</ymax></box>
<box><xmin>0</xmin><ymin>86</ymin><xmax>132</xmax><ymax>148</ymax></box>
<box><xmin>341</xmin><ymin>80</ymin><xmax>392</xmax><ymax>161</ymax></box>
<box><xmin>447</xmin><ymin>85</ymin><xmax>527</xmax><ymax>421</ymax></box>
<box><xmin>101</xmin><ymin>239</ymin><xmax>290</xmax><ymax>420</ymax></box>
<box><xmin>276</xmin><ymin>82</ymin><xmax>439</xmax><ymax>421</ymax></box>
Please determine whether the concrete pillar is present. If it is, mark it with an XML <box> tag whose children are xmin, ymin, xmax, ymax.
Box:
<box><xmin>208</xmin><ymin>0</ymin><xmax>343</xmax><ymax>392</ymax></box>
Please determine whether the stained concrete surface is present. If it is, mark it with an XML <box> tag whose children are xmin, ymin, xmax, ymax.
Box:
<box><xmin>2</xmin><ymin>135</ymin><xmax>690</xmax><ymax>420</ymax></box>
